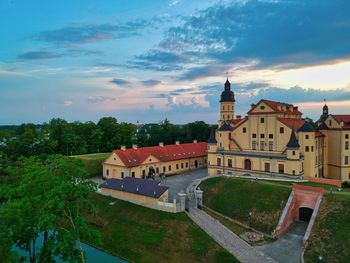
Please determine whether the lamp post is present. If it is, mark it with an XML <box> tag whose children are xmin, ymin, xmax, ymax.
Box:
<box><xmin>249</xmin><ymin>211</ymin><xmax>252</xmax><ymax>231</ymax></box>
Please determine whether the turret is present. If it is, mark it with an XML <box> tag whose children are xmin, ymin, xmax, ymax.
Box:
<box><xmin>286</xmin><ymin>130</ymin><xmax>300</xmax><ymax>160</ymax></box>
<box><xmin>219</xmin><ymin>78</ymin><xmax>235</xmax><ymax>125</ymax></box>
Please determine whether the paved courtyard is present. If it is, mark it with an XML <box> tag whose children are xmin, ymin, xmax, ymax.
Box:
<box><xmin>256</xmin><ymin>221</ymin><xmax>308</xmax><ymax>263</ymax></box>
<box><xmin>160</xmin><ymin>168</ymin><xmax>208</xmax><ymax>199</ymax></box>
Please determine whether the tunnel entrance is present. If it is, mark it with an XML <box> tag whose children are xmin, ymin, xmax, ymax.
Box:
<box><xmin>299</xmin><ymin>207</ymin><xmax>313</xmax><ymax>222</ymax></box>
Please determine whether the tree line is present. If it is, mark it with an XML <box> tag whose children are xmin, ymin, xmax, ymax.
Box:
<box><xmin>0</xmin><ymin>117</ymin><xmax>214</xmax><ymax>174</ymax></box>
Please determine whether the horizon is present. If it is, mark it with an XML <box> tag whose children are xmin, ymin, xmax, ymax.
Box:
<box><xmin>1</xmin><ymin>0</ymin><xmax>350</xmax><ymax>125</ymax></box>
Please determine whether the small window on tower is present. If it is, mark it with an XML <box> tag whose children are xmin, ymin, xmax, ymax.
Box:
<box><xmin>243</xmin><ymin>127</ymin><xmax>247</xmax><ymax>133</ymax></box>
<box><xmin>280</xmin><ymin>127</ymin><xmax>284</xmax><ymax>134</ymax></box>
<box><xmin>260</xmin><ymin>118</ymin><xmax>265</xmax><ymax>123</ymax></box>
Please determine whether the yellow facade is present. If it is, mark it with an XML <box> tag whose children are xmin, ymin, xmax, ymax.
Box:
<box><xmin>207</xmin><ymin>79</ymin><xmax>350</xmax><ymax>180</ymax></box>
<box><xmin>103</xmin><ymin>144</ymin><xmax>207</xmax><ymax>180</ymax></box>
<box><xmin>100</xmin><ymin>187</ymin><xmax>169</xmax><ymax>203</ymax></box>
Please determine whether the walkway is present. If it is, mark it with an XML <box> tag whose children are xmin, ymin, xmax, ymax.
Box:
<box><xmin>188</xmin><ymin>208</ymin><xmax>277</xmax><ymax>263</ymax></box>
<box><xmin>256</xmin><ymin>222</ymin><xmax>307</xmax><ymax>263</ymax></box>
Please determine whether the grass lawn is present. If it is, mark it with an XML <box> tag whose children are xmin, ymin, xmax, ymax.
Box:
<box><xmin>200</xmin><ymin>177</ymin><xmax>291</xmax><ymax>234</ymax></box>
<box><xmin>88</xmin><ymin>193</ymin><xmax>239</xmax><ymax>263</ymax></box>
<box><xmin>73</xmin><ymin>152</ymin><xmax>110</xmax><ymax>177</ymax></box>
<box><xmin>304</xmin><ymin>194</ymin><xmax>350</xmax><ymax>263</ymax></box>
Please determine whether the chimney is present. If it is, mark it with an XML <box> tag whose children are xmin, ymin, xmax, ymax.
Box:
<box><xmin>132</xmin><ymin>144</ymin><xmax>138</xmax><ymax>149</ymax></box>
<box><xmin>159</xmin><ymin>142</ymin><xmax>164</xmax><ymax>147</ymax></box>
<box><xmin>193</xmin><ymin>140</ymin><xmax>197</xmax><ymax>143</ymax></box>
<box><xmin>293</xmin><ymin>106</ymin><xmax>298</xmax><ymax>111</ymax></box>
<box><xmin>121</xmin><ymin>145</ymin><xmax>126</xmax><ymax>151</ymax></box>
<box><xmin>236</xmin><ymin>115</ymin><xmax>241</xmax><ymax>119</ymax></box>
<box><xmin>175</xmin><ymin>140</ymin><xmax>180</xmax><ymax>145</ymax></box>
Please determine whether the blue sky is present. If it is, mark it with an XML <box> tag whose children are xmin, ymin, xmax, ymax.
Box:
<box><xmin>1</xmin><ymin>0</ymin><xmax>350</xmax><ymax>125</ymax></box>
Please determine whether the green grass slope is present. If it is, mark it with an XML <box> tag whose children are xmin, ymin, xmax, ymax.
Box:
<box><xmin>200</xmin><ymin>177</ymin><xmax>291</xmax><ymax>233</ymax></box>
<box><xmin>88</xmin><ymin>193</ymin><xmax>239</xmax><ymax>263</ymax></box>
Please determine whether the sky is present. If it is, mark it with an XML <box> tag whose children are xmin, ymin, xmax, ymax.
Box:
<box><xmin>1</xmin><ymin>0</ymin><xmax>350</xmax><ymax>125</ymax></box>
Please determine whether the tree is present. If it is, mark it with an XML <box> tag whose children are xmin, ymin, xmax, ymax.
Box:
<box><xmin>0</xmin><ymin>155</ymin><xmax>100</xmax><ymax>263</ymax></box>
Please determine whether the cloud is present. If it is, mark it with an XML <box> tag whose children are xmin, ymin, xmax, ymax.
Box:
<box><xmin>36</xmin><ymin>20</ymin><xmax>152</xmax><ymax>45</ymax></box>
<box><xmin>127</xmin><ymin>49</ymin><xmax>187</xmax><ymax>71</ymax></box>
<box><xmin>110</xmin><ymin>78</ymin><xmax>130</xmax><ymax>86</ymax></box>
<box><xmin>17</xmin><ymin>48</ymin><xmax>103</xmax><ymax>60</ymax></box>
<box><xmin>17</xmin><ymin>51</ymin><xmax>61</xmax><ymax>60</ymax></box>
<box><xmin>63</xmin><ymin>100</ymin><xmax>73</xmax><ymax>107</ymax></box>
<box><xmin>140</xmin><ymin>79</ymin><xmax>162</xmax><ymax>86</ymax></box>
<box><xmin>130</xmin><ymin>0</ymin><xmax>350</xmax><ymax>79</ymax></box>
<box><xmin>87</xmin><ymin>96</ymin><xmax>116</xmax><ymax>104</ymax></box>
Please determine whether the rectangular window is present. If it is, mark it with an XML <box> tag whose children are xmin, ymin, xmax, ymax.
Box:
<box><xmin>252</xmin><ymin>141</ymin><xmax>257</xmax><ymax>150</ymax></box>
<box><xmin>305</xmin><ymin>134</ymin><xmax>309</xmax><ymax>139</ymax></box>
<box><xmin>176</xmin><ymin>164</ymin><xmax>179</xmax><ymax>169</ymax></box>
<box><xmin>217</xmin><ymin>158</ymin><xmax>221</xmax><ymax>166</ymax></box>
<box><xmin>132</xmin><ymin>172</ymin><xmax>135</xmax><ymax>178</ymax></box>
<box><xmin>252</xmin><ymin>133</ymin><xmax>257</xmax><ymax>138</ymax></box>
<box><xmin>280</xmin><ymin>127</ymin><xmax>284</xmax><ymax>134</ymax></box>
<box><xmin>269</xmin><ymin>141</ymin><xmax>273</xmax><ymax>151</ymax></box>
<box><xmin>260</xmin><ymin>118</ymin><xmax>265</xmax><ymax>123</ymax></box>
<box><xmin>305</xmin><ymin>146</ymin><xmax>309</xmax><ymax>152</ymax></box>
<box><xmin>243</xmin><ymin>127</ymin><xmax>247</xmax><ymax>133</ymax></box>
<box><xmin>142</xmin><ymin>170</ymin><xmax>146</xmax><ymax>177</ymax></box>
<box><xmin>156</xmin><ymin>168</ymin><xmax>159</xmax><ymax>173</ymax></box>
<box><xmin>186</xmin><ymin>162</ymin><xmax>188</xmax><ymax>168</ymax></box>
<box><xmin>260</xmin><ymin>141</ymin><xmax>265</xmax><ymax>151</ymax></box>
<box><xmin>106</xmin><ymin>169</ymin><xmax>109</xmax><ymax>176</ymax></box>
<box><xmin>260</xmin><ymin>134</ymin><xmax>265</xmax><ymax>138</ymax></box>
<box><xmin>121</xmin><ymin>172</ymin><xmax>124</xmax><ymax>178</ymax></box>
<box><xmin>181</xmin><ymin>163</ymin><xmax>184</xmax><ymax>169</ymax></box>
<box><xmin>346</xmin><ymin>141</ymin><xmax>349</xmax><ymax>150</ymax></box>
<box><xmin>329</xmin><ymin>120</ymin><xmax>332</xmax><ymax>126</ymax></box>
<box><xmin>163</xmin><ymin>166</ymin><xmax>166</xmax><ymax>172</ymax></box>
<box><xmin>278</xmin><ymin>164</ymin><xmax>285</xmax><ymax>174</ymax></box>
<box><xmin>345</xmin><ymin>156</ymin><xmax>349</xmax><ymax>165</ymax></box>
<box><xmin>269</xmin><ymin>134</ymin><xmax>273</xmax><ymax>139</ymax></box>
<box><xmin>228</xmin><ymin>159</ymin><xmax>232</xmax><ymax>167</ymax></box>
<box><xmin>264</xmin><ymin>163</ymin><xmax>270</xmax><ymax>172</ymax></box>
<box><xmin>169</xmin><ymin>165</ymin><xmax>172</xmax><ymax>171</ymax></box>
<box><xmin>346</xmin><ymin>134</ymin><xmax>349</xmax><ymax>139</ymax></box>
<box><xmin>311</xmin><ymin>146</ymin><xmax>314</xmax><ymax>152</ymax></box>
<box><xmin>292</xmin><ymin>150</ymin><xmax>295</xmax><ymax>156</ymax></box>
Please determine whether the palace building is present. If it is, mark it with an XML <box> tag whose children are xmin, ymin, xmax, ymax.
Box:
<box><xmin>208</xmin><ymin>79</ymin><xmax>350</xmax><ymax>182</ymax></box>
<box><xmin>103</xmin><ymin>141</ymin><xmax>207</xmax><ymax>180</ymax></box>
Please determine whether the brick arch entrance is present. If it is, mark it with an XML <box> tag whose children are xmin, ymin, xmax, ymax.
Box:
<box><xmin>299</xmin><ymin>207</ymin><xmax>313</xmax><ymax>222</ymax></box>
<box><xmin>244</xmin><ymin>159</ymin><xmax>252</xmax><ymax>170</ymax></box>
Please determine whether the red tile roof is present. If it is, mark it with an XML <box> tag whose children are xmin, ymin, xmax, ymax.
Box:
<box><xmin>111</xmin><ymin>142</ymin><xmax>207</xmax><ymax>167</ymax></box>
<box><xmin>333</xmin><ymin>115</ymin><xmax>350</xmax><ymax>128</ymax></box>
<box><xmin>248</xmin><ymin>99</ymin><xmax>302</xmax><ymax>115</ymax></box>
<box><xmin>277</xmin><ymin>118</ymin><xmax>305</xmax><ymax>131</ymax></box>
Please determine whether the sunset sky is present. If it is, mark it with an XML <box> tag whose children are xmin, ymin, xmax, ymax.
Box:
<box><xmin>1</xmin><ymin>0</ymin><xmax>350</xmax><ymax>124</ymax></box>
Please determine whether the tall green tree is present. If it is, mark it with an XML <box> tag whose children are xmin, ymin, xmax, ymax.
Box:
<box><xmin>0</xmin><ymin>155</ymin><xmax>99</xmax><ymax>263</ymax></box>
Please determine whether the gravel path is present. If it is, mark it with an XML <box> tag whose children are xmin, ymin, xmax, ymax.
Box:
<box><xmin>188</xmin><ymin>208</ymin><xmax>277</xmax><ymax>263</ymax></box>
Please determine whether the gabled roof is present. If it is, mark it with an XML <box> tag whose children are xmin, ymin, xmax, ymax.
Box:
<box><xmin>287</xmin><ymin>131</ymin><xmax>300</xmax><ymax>148</ymax></box>
<box><xmin>110</xmin><ymin>142</ymin><xmax>207</xmax><ymax>168</ymax></box>
<box><xmin>298</xmin><ymin>122</ymin><xmax>315</xmax><ymax>132</ymax></box>
<box><xmin>333</xmin><ymin>115</ymin><xmax>350</xmax><ymax>128</ymax></box>
<box><xmin>208</xmin><ymin>129</ymin><xmax>217</xmax><ymax>144</ymax></box>
<box><xmin>218</xmin><ymin>122</ymin><xmax>233</xmax><ymax>131</ymax></box>
<box><xmin>248</xmin><ymin>99</ymin><xmax>302</xmax><ymax>115</ymax></box>
<box><xmin>277</xmin><ymin>118</ymin><xmax>305</xmax><ymax>131</ymax></box>
<box><xmin>99</xmin><ymin>177</ymin><xmax>168</xmax><ymax>198</ymax></box>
